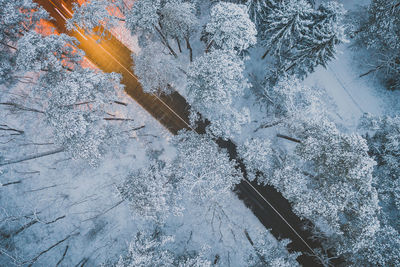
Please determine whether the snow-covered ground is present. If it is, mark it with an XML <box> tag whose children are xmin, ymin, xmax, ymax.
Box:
<box><xmin>304</xmin><ymin>44</ymin><xmax>400</xmax><ymax>131</ymax></box>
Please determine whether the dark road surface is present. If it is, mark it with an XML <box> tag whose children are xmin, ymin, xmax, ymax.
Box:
<box><xmin>35</xmin><ymin>1</ymin><xmax>340</xmax><ymax>266</ymax></box>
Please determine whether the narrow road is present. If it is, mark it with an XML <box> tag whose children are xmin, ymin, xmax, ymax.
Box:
<box><xmin>35</xmin><ymin>1</ymin><xmax>337</xmax><ymax>266</ymax></box>
<box><xmin>38</xmin><ymin>0</ymin><xmax>192</xmax><ymax>134</ymax></box>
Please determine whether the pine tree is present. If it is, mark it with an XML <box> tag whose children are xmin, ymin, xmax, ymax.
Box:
<box><xmin>37</xmin><ymin>67</ymin><xmax>125</xmax><ymax>165</ymax></box>
<box><xmin>262</xmin><ymin>76</ymin><xmax>319</xmax><ymax>117</ymax></box>
<box><xmin>360</xmin><ymin>114</ymin><xmax>400</xmax><ymax>225</ymax></box>
<box><xmin>262</xmin><ymin>117</ymin><xmax>380</xmax><ymax>259</ymax></box>
<box><xmin>260</xmin><ymin>0</ymin><xmax>315</xmax><ymax>59</ymax></box>
<box><xmin>16</xmin><ymin>31</ymin><xmax>82</xmax><ymax>73</ymax></box>
<box><xmin>286</xmin><ymin>2</ymin><xmax>347</xmax><ymax>78</ymax></box>
<box><xmin>355</xmin><ymin>225</ymin><xmax>400</xmax><ymax>267</ymax></box>
<box><xmin>125</xmin><ymin>0</ymin><xmax>161</xmax><ymax>35</ymax></box>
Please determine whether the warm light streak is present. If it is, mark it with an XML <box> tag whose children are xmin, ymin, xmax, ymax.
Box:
<box><xmin>61</xmin><ymin>3</ymin><xmax>73</xmax><ymax>16</ymax></box>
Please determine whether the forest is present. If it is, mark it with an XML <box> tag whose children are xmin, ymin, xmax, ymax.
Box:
<box><xmin>0</xmin><ymin>0</ymin><xmax>399</xmax><ymax>266</ymax></box>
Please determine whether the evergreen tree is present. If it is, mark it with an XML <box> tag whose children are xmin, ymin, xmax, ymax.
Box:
<box><xmin>125</xmin><ymin>0</ymin><xmax>161</xmax><ymax>35</ymax></box>
<box><xmin>355</xmin><ymin>225</ymin><xmax>400</xmax><ymax>267</ymax></box>
<box><xmin>262</xmin><ymin>76</ymin><xmax>319</xmax><ymax>117</ymax></box>
<box><xmin>262</xmin><ymin>117</ymin><xmax>380</xmax><ymax>260</ymax></box>
<box><xmin>16</xmin><ymin>31</ymin><xmax>82</xmax><ymax>73</ymax></box>
<box><xmin>37</xmin><ymin>67</ymin><xmax>125</xmax><ymax>165</ymax></box>
<box><xmin>286</xmin><ymin>2</ymin><xmax>347</xmax><ymax>78</ymax></box>
<box><xmin>238</xmin><ymin>138</ymin><xmax>273</xmax><ymax>181</ymax></box>
<box><xmin>260</xmin><ymin>0</ymin><xmax>314</xmax><ymax>59</ymax></box>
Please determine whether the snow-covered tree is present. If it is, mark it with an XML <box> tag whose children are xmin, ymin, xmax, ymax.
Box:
<box><xmin>115</xmin><ymin>229</ymin><xmax>175</xmax><ymax>267</ymax></box>
<box><xmin>114</xmin><ymin>228</ymin><xmax>213</xmax><ymax>267</ymax></box>
<box><xmin>160</xmin><ymin>1</ymin><xmax>198</xmax><ymax>61</ymax></box>
<box><xmin>16</xmin><ymin>31</ymin><xmax>82</xmax><ymax>73</ymax></box>
<box><xmin>127</xmin><ymin>0</ymin><xmax>194</xmax><ymax>58</ymax></box>
<box><xmin>286</xmin><ymin>2</ymin><xmax>347</xmax><ymax>78</ymax></box>
<box><xmin>117</xmin><ymin>161</ymin><xmax>180</xmax><ymax>221</ymax></box>
<box><xmin>260</xmin><ymin>0</ymin><xmax>314</xmax><ymax>59</ymax></box>
<box><xmin>227</xmin><ymin>0</ymin><xmax>271</xmax><ymax>27</ymax></box>
<box><xmin>360</xmin><ymin>114</ymin><xmax>400</xmax><ymax>225</ymax></box>
<box><xmin>133</xmin><ymin>42</ymin><xmax>180</xmax><ymax>94</ymax></box>
<box><xmin>0</xmin><ymin>0</ymin><xmax>47</xmax><ymax>85</ymax></box>
<box><xmin>171</xmin><ymin>131</ymin><xmax>242</xmax><ymax>205</ymax></box>
<box><xmin>0</xmin><ymin>0</ymin><xmax>134</xmax><ymax>167</ymax></box>
<box><xmin>261</xmin><ymin>117</ymin><xmax>380</xmax><ymax>260</ymax></box>
<box><xmin>126</xmin><ymin>0</ymin><xmax>160</xmax><ymax>33</ymax></box>
<box><xmin>295</xmin><ymin>118</ymin><xmax>379</xmax><ymax>257</ymax></box>
<box><xmin>186</xmin><ymin>50</ymin><xmax>250</xmax><ymax>138</ymax></box>
<box><xmin>246</xmin><ymin>231</ymin><xmax>300</xmax><ymax>267</ymax></box>
<box><xmin>36</xmin><ymin>67</ymin><xmax>125</xmax><ymax>164</ymax></box>
<box><xmin>68</xmin><ymin>0</ymin><xmax>125</xmax><ymax>36</ymax></box>
<box><xmin>355</xmin><ymin>225</ymin><xmax>400</xmax><ymax>267</ymax></box>
<box><xmin>358</xmin><ymin>0</ymin><xmax>400</xmax><ymax>51</ymax></box>
<box><xmin>205</xmin><ymin>2</ymin><xmax>257</xmax><ymax>52</ymax></box>
<box><xmin>238</xmin><ymin>138</ymin><xmax>273</xmax><ymax>181</ymax></box>
<box><xmin>262</xmin><ymin>76</ymin><xmax>320</xmax><ymax>117</ymax></box>
<box><xmin>0</xmin><ymin>0</ymin><xmax>46</xmax><ymax>43</ymax></box>
<box><xmin>356</xmin><ymin>0</ymin><xmax>400</xmax><ymax>90</ymax></box>
<box><xmin>176</xmin><ymin>253</ymin><xmax>212</xmax><ymax>267</ymax></box>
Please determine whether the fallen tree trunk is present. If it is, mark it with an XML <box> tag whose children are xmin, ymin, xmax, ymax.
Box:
<box><xmin>0</xmin><ymin>148</ymin><xmax>65</xmax><ymax>166</ymax></box>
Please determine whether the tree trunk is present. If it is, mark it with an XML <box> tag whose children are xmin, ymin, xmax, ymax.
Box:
<box><xmin>0</xmin><ymin>148</ymin><xmax>65</xmax><ymax>166</ymax></box>
<box><xmin>359</xmin><ymin>64</ymin><xmax>383</xmax><ymax>78</ymax></box>
<box><xmin>185</xmin><ymin>37</ymin><xmax>193</xmax><ymax>62</ymax></box>
<box><xmin>25</xmin><ymin>233</ymin><xmax>77</xmax><ymax>267</ymax></box>
<box><xmin>276</xmin><ymin>134</ymin><xmax>301</xmax><ymax>143</ymax></box>
<box><xmin>0</xmin><ymin>102</ymin><xmax>44</xmax><ymax>114</ymax></box>
<box><xmin>261</xmin><ymin>49</ymin><xmax>270</xmax><ymax>59</ymax></box>
<box><xmin>154</xmin><ymin>25</ymin><xmax>178</xmax><ymax>58</ymax></box>
<box><xmin>176</xmin><ymin>38</ymin><xmax>182</xmax><ymax>53</ymax></box>
<box><xmin>205</xmin><ymin>40</ymin><xmax>214</xmax><ymax>54</ymax></box>
<box><xmin>103</xmin><ymin>117</ymin><xmax>135</xmax><ymax>121</ymax></box>
<box><xmin>0</xmin><ymin>124</ymin><xmax>24</xmax><ymax>135</ymax></box>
